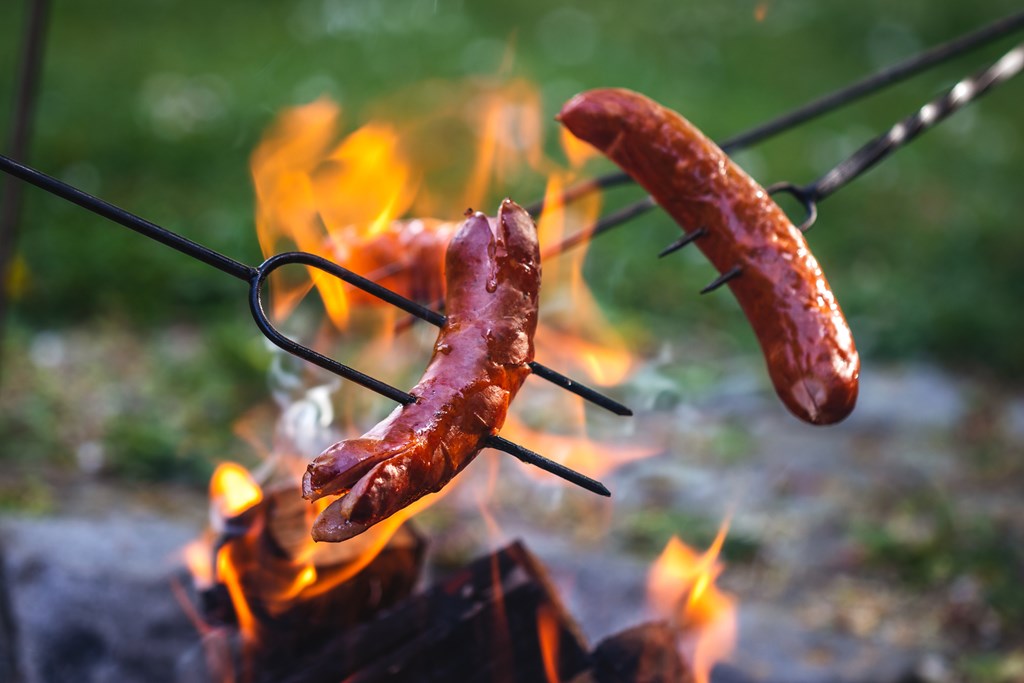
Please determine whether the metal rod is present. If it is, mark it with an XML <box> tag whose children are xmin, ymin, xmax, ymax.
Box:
<box><xmin>485</xmin><ymin>435</ymin><xmax>610</xmax><ymax>497</ymax></box>
<box><xmin>720</xmin><ymin>10</ymin><xmax>1024</xmax><ymax>152</ymax></box>
<box><xmin>768</xmin><ymin>42</ymin><xmax>1024</xmax><ymax>231</ymax></box>
<box><xmin>0</xmin><ymin>155</ymin><xmax>618</xmax><ymax>493</ymax></box>
<box><xmin>533</xmin><ymin>9</ymin><xmax>1024</xmax><ymax>243</ymax></box>
<box><xmin>261</xmin><ymin>251</ymin><xmax>632</xmax><ymax>416</ymax></box>
<box><xmin>0</xmin><ymin>0</ymin><xmax>51</xmax><ymax>386</ymax></box>
<box><xmin>540</xmin><ymin>196</ymin><xmax>657</xmax><ymax>261</ymax></box>
<box><xmin>251</xmin><ymin>254</ymin><xmax>418</xmax><ymax>406</ymax></box>
<box><xmin>0</xmin><ymin>154</ymin><xmax>257</xmax><ymax>282</ymax></box>
<box><xmin>253</xmin><ymin>252</ymin><xmax>613</xmax><ymax>494</ymax></box>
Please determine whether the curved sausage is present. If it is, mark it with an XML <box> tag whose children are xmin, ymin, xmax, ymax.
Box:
<box><xmin>336</xmin><ymin>218</ymin><xmax>455</xmax><ymax>306</ymax></box>
<box><xmin>558</xmin><ymin>88</ymin><xmax>858</xmax><ymax>424</ymax></box>
<box><xmin>303</xmin><ymin>199</ymin><xmax>540</xmax><ymax>541</ymax></box>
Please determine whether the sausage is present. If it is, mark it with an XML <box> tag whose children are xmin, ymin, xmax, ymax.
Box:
<box><xmin>303</xmin><ymin>199</ymin><xmax>540</xmax><ymax>541</ymax></box>
<box><xmin>335</xmin><ymin>218</ymin><xmax>455</xmax><ymax>306</ymax></box>
<box><xmin>558</xmin><ymin>88</ymin><xmax>858</xmax><ymax>425</ymax></box>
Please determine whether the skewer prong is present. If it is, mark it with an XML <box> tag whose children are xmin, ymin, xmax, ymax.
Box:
<box><xmin>659</xmin><ymin>226</ymin><xmax>707</xmax><ymax>258</ymax></box>
<box><xmin>700</xmin><ymin>265</ymin><xmax>743</xmax><ymax>294</ymax></box>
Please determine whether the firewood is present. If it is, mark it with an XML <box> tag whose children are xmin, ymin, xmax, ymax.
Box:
<box><xmin>271</xmin><ymin>541</ymin><xmax>592</xmax><ymax>683</ymax></box>
<box><xmin>586</xmin><ymin>622</ymin><xmax>693</xmax><ymax>683</ymax></box>
<box><xmin>200</xmin><ymin>484</ymin><xmax>425</xmax><ymax>678</ymax></box>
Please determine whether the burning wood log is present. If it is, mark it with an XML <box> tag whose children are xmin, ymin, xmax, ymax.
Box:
<box><xmin>267</xmin><ymin>541</ymin><xmax>592</xmax><ymax>683</ymax></box>
<box><xmin>576</xmin><ymin>623</ymin><xmax>694</xmax><ymax>683</ymax></box>
<box><xmin>196</xmin><ymin>482</ymin><xmax>425</xmax><ymax>682</ymax></box>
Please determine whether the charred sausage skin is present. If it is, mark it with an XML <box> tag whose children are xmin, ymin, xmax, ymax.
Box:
<box><xmin>303</xmin><ymin>199</ymin><xmax>540</xmax><ymax>541</ymax></box>
<box><xmin>558</xmin><ymin>88</ymin><xmax>858</xmax><ymax>425</ymax></box>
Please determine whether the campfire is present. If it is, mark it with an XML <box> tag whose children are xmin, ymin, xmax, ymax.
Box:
<box><xmin>177</xmin><ymin>77</ymin><xmax>733</xmax><ymax>682</ymax></box>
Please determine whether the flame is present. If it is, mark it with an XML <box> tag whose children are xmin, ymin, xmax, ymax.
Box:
<box><xmin>182</xmin><ymin>537</ymin><xmax>215</xmax><ymax>589</ymax></box>
<box><xmin>500</xmin><ymin>410</ymin><xmax>656</xmax><ymax>482</ymax></box>
<box><xmin>183</xmin><ymin>460</ymin><xmax>459</xmax><ymax>660</ymax></box>
<box><xmin>250</xmin><ymin>78</ymin><xmax>553</xmax><ymax>335</ymax></box>
<box><xmin>217</xmin><ymin>544</ymin><xmax>259</xmax><ymax>641</ymax></box>
<box><xmin>294</xmin><ymin>488</ymin><xmax>447</xmax><ymax>598</ymax></box>
<box><xmin>460</xmin><ymin>80</ymin><xmax>545</xmax><ymax>210</ymax></box>
<box><xmin>533</xmin><ymin>172</ymin><xmax>636</xmax><ymax>388</ymax></box>
<box><xmin>559</xmin><ymin>127</ymin><xmax>600</xmax><ymax>169</ymax></box>
<box><xmin>495</xmin><ymin>169</ymin><xmax>651</xmax><ymax>486</ymax></box>
<box><xmin>210</xmin><ymin>463</ymin><xmax>263</xmax><ymax>518</ymax></box>
<box><xmin>251</xmin><ymin>98</ymin><xmax>422</xmax><ymax>329</ymax></box>
<box><xmin>537</xmin><ymin>604</ymin><xmax>561</xmax><ymax>683</ymax></box>
<box><xmin>647</xmin><ymin>522</ymin><xmax>737</xmax><ymax>683</ymax></box>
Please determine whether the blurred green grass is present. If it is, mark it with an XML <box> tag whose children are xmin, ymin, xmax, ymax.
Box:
<box><xmin>1</xmin><ymin>0</ymin><xmax>1023</xmax><ymax>489</ymax></box>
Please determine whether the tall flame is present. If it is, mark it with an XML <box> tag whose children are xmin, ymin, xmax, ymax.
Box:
<box><xmin>249</xmin><ymin>78</ymin><xmax>553</xmax><ymax>334</ymax></box>
<box><xmin>647</xmin><ymin>522</ymin><xmax>737</xmax><ymax>683</ymax></box>
<box><xmin>251</xmin><ymin>98</ymin><xmax>420</xmax><ymax>329</ymax></box>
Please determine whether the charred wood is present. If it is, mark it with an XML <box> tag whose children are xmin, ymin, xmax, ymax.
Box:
<box><xmin>198</xmin><ymin>484</ymin><xmax>425</xmax><ymax>680</ymax></box>
<box><xmin>271</xmin><ymin>541</ymin><xmax>591</xmax><ymax>683</ymax></box>
<box><xmin>581</xmin><ymin>622</ymin><xmax>693</xmax><ymax>683</ymax></box>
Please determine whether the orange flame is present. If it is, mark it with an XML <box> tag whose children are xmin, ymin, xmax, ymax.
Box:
<box><xmin>217</xmin><ymin>544</ymin><xmax>258</xmax><ymax>641</ymax></box>
<box><xmin>500</xmin><ymin>410</ymin><xmax>656</xmax><ymax>483</ymax></box>
<box><xmin>559</xmin><ymin>126</ymin><xmax>600</xmax><ymax>169</ymax></box>
<box><xmin>251</xmin><ymin>98</ymin><xmax>421</xmax><ymax>329</ymax></box>
<box><xmin>293</xmin><ymin>488</ymin><xmax>448</xmax><ymax>598</ymax></box>
<box><xmin>182</xmin><ymin>537</ymin><xmax>215</xmax><ymax>589</ymax></box>
<box><xmin>210</xmin><ymin>463</ymin><xmax>263</xmax><ymax>518</ymax></box>
<box><xmin>537</xmin><ymin>603</ymin><xmax>561</xmax><ymax>683</ymax></box>
<box><xmin>250</xmin><ymin>78</ymin><xmax>555</xmax><ymax>334</ymax></box>
<box><xmin>497</xmin><ymin>169</ymin><xmax>652</xmax><ymax>486</ymax></box>
<box><xmin>647</xmin><ymin>522</ymin><xmax>737</xmax><ymax>683</ymax></box>
<box><xmin>533</xmin><ymin>171</ymin><xmax>635</xmax><ymax>388</ymax></box>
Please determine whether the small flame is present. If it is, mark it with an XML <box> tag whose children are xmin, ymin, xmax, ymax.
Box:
<box><xmin>217</xmin><ymin>545</ymin><xmax>258</xmax><ymax>642</ymax></box>
<box><xmin>559</xmin><ymin>126</ymin><xmax>600</xmax><ymax>169</ymax></box>
<box><xmin>292</xmin><ymin>489</ymin><xmax>446</xmax><ymax>598</ymax></box>
<box><xmin>533</xmin><ymin>172</ymin><xmax>636</xmax><ymax>389</ymax></box>
<box><xmin>537</xmin><ymin>603</ymin><xmax>561</xmax><ymax>683</ymax></box>
<box><xmin>647</xmin><ymin>522</ymin><xmax>737</xmax><ymax>683</ymax></box>
<box><xmin>210</xmin><ymin>463</ymin><xmax>263</xmax><ymax>518</ymax></box>
<box><xmin>182</xmin><ymin>537</ymin><xmax>215</xmax><ymax>589</ymax></box>
<box><xmin>500</xmin><ymin>410</ymin><xmax>656</xmax><ymax>482</ymax></box>
<box><xmin>461</xmin><ymin>81</ymin><xmax>545</xmax><ymax>210</ymax></box>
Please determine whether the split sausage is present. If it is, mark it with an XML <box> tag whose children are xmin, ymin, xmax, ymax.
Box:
<box><xmin>303</xmin><ymin>199</ymin><xmax>540</xmax><ymax>541</ymax></box>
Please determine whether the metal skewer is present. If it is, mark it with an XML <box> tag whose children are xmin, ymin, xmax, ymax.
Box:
<box><xmin>767</xmin><ymin>42</ymin><xmax>1024</xmax><ymax>232</ymax></box>
<box><xmin>0</xmin><ymin>153</ymin><xmax>612</xmax><ymax>497</ymax></box>
<box><xmin>340</xmin><ymin>12</ymin><xmax>1024</xmax><ymax>340</ymax></box>
<box><xmin>396</xmin><ymin>10</ymin><xmax>1024</xmax><ymax>319</ymax></box>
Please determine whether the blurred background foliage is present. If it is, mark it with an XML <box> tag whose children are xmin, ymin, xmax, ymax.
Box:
<box><xmin>0</xmin><ymin>3</ymin><xmax>1022</xmax><ymax>480</ymax></box>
